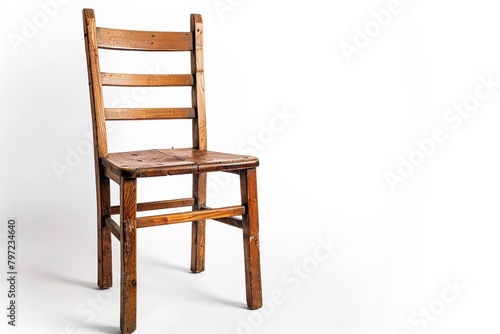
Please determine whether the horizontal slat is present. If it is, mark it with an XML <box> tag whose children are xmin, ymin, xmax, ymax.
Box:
<box><xmin>101</xmin><ymin>73</ymin><xmax>194</xmax><ymax>87</ymax></box>
<box><xmin>97</xmin><ymin>28</ymin><xmax>193</xmax><ymax>51</ymax></box>
<box><xmin>105</xmin><ymin>108</ymin><xmax>195</xmax><ymax>120</ymax></box>
<box><xmin>105</xmin><ymin>217</ymin><xmax>121</xmax><ymax>240</ymax></box>
<box><xmin>201</xmin><ymin>206</ymin><xmax>242</xmax><ymax>228</ymax></box>
<box><xmin>110</xmin><ymin>198</ymin><xmax>195</xmax><ymax>215</ymax></box>
<box><xmin>136</xmin><ymin>205</ymin><xmax>245</xmax><ymax>228</ymax></box>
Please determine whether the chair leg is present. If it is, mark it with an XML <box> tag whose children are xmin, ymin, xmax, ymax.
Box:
<box><xmin>97</xmin><ymin>171</ymin><xmax>112</xmax><ymax>289</ymax></box>
<box><xmin>240</xmin><ymin>168</ymin><xmax>263</xmax><ymax>309</ymax></box>
<box><xmin>120</xmin><ymin>178</ymin><xmax>137</xmax><ymax>334</ymax></box>
<box><xmin>191</xmin><ymin>173</ymin><xmax>207</xmax><ymax>273</ymax></box>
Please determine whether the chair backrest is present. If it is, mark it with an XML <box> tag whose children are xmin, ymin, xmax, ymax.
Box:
<box><xmin>82</xmin><ymin>9</ymin><xmax>206</xmax><ymax>158</ymax></box>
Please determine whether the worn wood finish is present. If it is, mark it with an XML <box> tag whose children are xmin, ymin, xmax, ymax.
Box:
<box><xmin>105</xmin><ymin>217</ymin><xmax>121</xmax><ymax>240</ymax></box>
<box><xmin>136</xmin><ymin>205</ymin><xmax>245</xmax><ymax>228</ymax></box>
<box><xmin>102</xmin><ymin>149</ymin><xmax>258</xmax><ymax>178</ymax></box>
<box><xmin>191</xmin><ymin>172</ymin><xmax>206</xmax><ymax>273</ymax></box>
<box><xmin>191</xmin><ymin>14</ymin><xmax>207</xmax><ymax>151</ymax></box>
<box><xmin>84</xmin><ymin>9</ymin><xmax>112</xmax><ymax>290</ymax></box>
<box><xmin>111</xmin><ymin>198</ymin><xmax>195</xmax><ymax>215</ymax></box>
<box><xmin>120</xmin><ymin>178</ymin><xmax>137</xmax><ymax>334</ymax></box>
<box><xmin>83</xmin><ymin>10</ymin><xmax>263</xmax><ymax>333</ymax></box>
<box><xmin>98</xmin><ymin>168</ymin><xmax>113</xmax><ymax>288</ymax></box>
<box><xmin>200</xmin><ymin>206</ymin><xmax>242</xmax><ymax>228</ymax></box>
<box><xmin>240</xmin><ymin>168</ymin><xmax>262</xmax><ymax>309</ymax></box>
<box><xmin>83</xmin><ymin>9</ymin><xmax>107</xmax><ymax>158</ymax></box>
<box><xmin>157</xmin><ymin>148</ymin><xmax>259</xmax><ymax>173</ymax></box>
<box><xmin>97</xmin><ymin>28</ymin><xmax>193</xmax><ymax>51</ymax></box>
<box><xmin>105</xmin><ymin>108</ymin><xmax>196</xmax><ymax>120</ymax></box>
<box><xmin>101</xmin><ymin>73</ymin><xmax>194</xmax><ymax>87</ymax></box>
<box><xmin>104</xmin><ymin>164</ymin><xmax>120</xmax><ymax>184</ymax></box>
<box><xmin>102</xmin><ymin>149</ymin><xmax>198</xmax><ymax>178</ymax></box>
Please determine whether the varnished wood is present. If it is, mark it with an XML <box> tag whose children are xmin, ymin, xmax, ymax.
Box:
<box><xmin>102</xmin><ymin>149</ymin><xmax>198</xmax><ymax>178</ymax></box>
<box><xmin>191</xmin><ymin>172</ymin><xmax>206</xmax><ymax>273</ymax></box>
<box><xmin>102</xmin><ymin>149</ymin><xmax>258</xmax><ymax>178</ymax></box>
<box><xmin>105</xmin><ymin>108</ymin><xmax>196</xmax><ymax>120</ymax></box>
<box><xmin>101</xmin><ymin>73</ymin><xmax>194</xmax><ymax>87</ymax></box>
<box><xmin>97</xmin><ymin>27</ymin><xmax>193</xmax><ymax>51</ymax></box>
<box><xmin>98</xmin><ymin>168</ymin><xmax>112</xmax><ymax>288</ymax></box>
<box><xmin>84</xmin><ymin>8</ymin><xmax>112</xmax><ymax>290</ymax></box>
<box><xmin>105</xmin><ymin>217</ymin><xmax>121</xmax><ymax>240</ymax></box>
<box><xmin>200</xmin><ymin>206</ymin><xmax>242</xmax><ymax>228</ymax></box>
<box><xmin>104</xmin><ymin>164</ymin><xmax>120</xmax><ymax>184</ymax></box>
<box><xmin>120</xmin><ymin>178</ymin><xmax>137</xmax><ymax>334</ymax></box>
<box><xmin>136</xmin><ymin>205</ymin><xmax>245</xmax><ymax>228</ymax></box>
<box><xmin>191</xmin><ymin>14</ymin><xmax>207</xmax><ymax>151</ymax></box>
<box><xmin>83</xmin><ymin>11</ymin><xmax>263</xmax><ymax>333</ymax></box>
<box><xmin>83</xmin><ymin>9</ymin><xmax>107</xmax><ymax>158</ymax></box>
<box><xmin>240</xmin><ymin>168</ymin><xmax>262</xmax><ymax>309</ymax></box>
<box><xmin>110</xmin><ymin>198</ymin><xmax>195</xmax><ymax>215</ymax></box>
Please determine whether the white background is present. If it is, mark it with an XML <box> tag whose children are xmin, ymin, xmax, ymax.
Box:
<box><xmin>1</xmin><ymin>0</ymin><xmax>500</xmax><ymax>333</ymax></box>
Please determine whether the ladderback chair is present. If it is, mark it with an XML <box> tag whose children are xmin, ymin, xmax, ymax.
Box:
<box><xmin>82</xmin><ymin>9</ymin><xmax>262</xmax><ymax>333</ymax></box>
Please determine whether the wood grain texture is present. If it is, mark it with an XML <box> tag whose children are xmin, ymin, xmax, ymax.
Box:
<box><xmin>111</xmin><ymin>198</ymin><xmax>195</xmax><ymax>215</ymax></box>
<box><xmin>105</xmin><ymin>108</ymin><xmax>195</xmax><ymax>120</ymax></box>
<box><xmin>102</xmin><ymin>149</ymin><xmax>198</xmax><ymax>178</ymax></box>
<box><xmin>105</xmin><ymin>217</ymin><xmax>121</xmax><ymax>240</ymax></box>
<box><xmin>195</xmin><ymin>72</ymin><xmax>207</xmax><ymax>128</ymax></box>
<box><xmin>136</xmin><ymin>205</ymin><xmax>245</xmax><ymax>228</ymax></box>
<box><xmin>83</xmin><ymin>8</ymin><xmax>108</xmax><ymax>158</ymax></box>
<box><xmin>103</xmin><ymin>164</ymin><xmax>120</xmax><ymax>184</ymax></box>
<box><xmin>240</xmin><ymin>168</ymin><xmax>262</xmax><ymax>309</ymax></box>
<box><xmin>83</xmin><ymin>11</ymin><xmax>264</xmax><ymax>332</ymax></box>
<box><xmin>191</xmin><ymin>14</ymin><xmax>207</xmax><ymax>151</ymax></box>
<box><xmin>98</xmin><ymin>169</ymin><xmax>112</xmax><ymax>288</ymax></box>
<box><xmin>191</xmin><ymin>172</ymin><xmax>207</xmax><ymax>273</ymax></box>
<box><xmin>97</xmin><ymin>27</ymin><xmax>193</xmax><ymax>51</ymax></box>
<box><xmin>200</xmin><ymin>206</ymin><xmax>242</xmax><ymax>228</ymax></box>
<box><xmin>194</xmin><ymin>45</ymin><xmax>204</xmax><ymax>72</ymax></box>
<box><xmin>84</xmin><ymin>8</ymin><xmax>112</xmax><ymax>291</ymax></box>
<box><xmin>102</xmin><ymin>149</ymin><xmax>258</xmax><ymax>178</ymax></box>
<box><xmin>157</xmin><ymin>148</ymin><xmax>259</xmax><ymax>173</ymax></box>
<box><xmin>120</xmin><ymin>178</ymin><xmax>137</xmax><ymax>334</ymax></box>
<box><xmin>101</xmin><ymin>73</ymin><xmax>194</xmax><ymax>87</ymax></box>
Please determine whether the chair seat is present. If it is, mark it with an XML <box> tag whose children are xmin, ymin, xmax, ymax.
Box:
<box><xmin>101</xmin><ymin>148</ymin><xmax>259</xmax><ymax>178</ymax></box>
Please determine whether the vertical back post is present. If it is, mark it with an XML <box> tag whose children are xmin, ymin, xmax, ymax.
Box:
<box><xmin>190</xmin><ymin>14</ymin><xmax>207</xmax><ymax>273</ymax></box>
<box><xmin>83</xmin><ymin>8</ymin><xmax>108</xmax><ymax>157</ymax></box>
<box><xmin>83</xmin><ymin>8</ymin><xmax>112</xmax><ymax>291</ymax></box>
<box><xmin>190</xmin><ymin>14</ymin><xmax>206</xmax><ymax>150</ymax></box>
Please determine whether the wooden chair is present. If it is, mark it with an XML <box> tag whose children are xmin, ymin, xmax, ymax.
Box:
<box><xmin>82</xmin><ymin>9</ymin><xmax>262</xmax><ymax>334</ymax></box>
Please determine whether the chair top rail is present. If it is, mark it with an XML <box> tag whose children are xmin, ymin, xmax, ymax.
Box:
<box><xmin>97</xmin><ymin>27</ymin><xmax>193</xmax><ymax>51</ymax></box>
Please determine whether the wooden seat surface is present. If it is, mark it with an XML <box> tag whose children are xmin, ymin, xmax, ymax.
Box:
<box><xmin>102</xmin><ymin>148</ymin><xmax>259</xmax><ymax>177</ymax></box>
